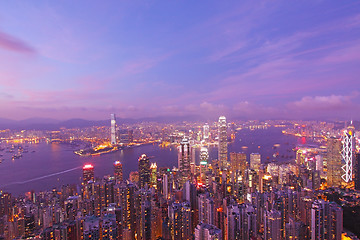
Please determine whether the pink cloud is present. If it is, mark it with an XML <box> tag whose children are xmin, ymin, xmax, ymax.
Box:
<box><xmin>0</xmin><ymin>31</ymin><xmax>36</xmax><ymax>54</ymax></box>
<box><xmin>289</xmin><ymin>94</ymin><xmax>357</xmax><ymax>111</ymax></box>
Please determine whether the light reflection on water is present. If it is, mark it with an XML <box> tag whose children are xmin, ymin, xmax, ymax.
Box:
<box><xmin>0</xmin><ymin>127</ymin><xmax>302</xmax><ymax>196</ymax></box>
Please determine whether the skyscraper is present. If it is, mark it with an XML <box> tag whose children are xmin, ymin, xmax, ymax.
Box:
<box><xmin>114</xmin><ymin>161</ymin><xmax>123</xmax><ymax>183</ymax></box>
<box><xmin>110</xmin><ymin>113</ymin><xmax>117</xmax><ymax>145</ymax></box>
<box><xmin>198</xmin><ymin>193</ymin><xmax>214</xmax><ymax>225</ymax></box>
<box><xmin>218</xmin><ymin>116</ymin><xmax>228</xmax><ymax>170</ymax></box>
<box><xmin>168</xmin><ymin>201</ymin><xmax>192</xmax><ymax>240</ymax></box>
<box><xmin>150</xmin><ymin>162</ymin><xmax>157</xmax><ymax>188</ymax></box>
<box><xmin>178</xmin><ymin>137</ymin><xmax>192</xmax><ymax>186</ymax></box>
<box><xmin>141</xmin><ymin>200</ymin><xmax>152</xmax><ymax>240</ymax></box>
<box><xmin>203</xmin><ymin>123</ymin><xmax>210</xmax><ymax>141</ymax></box>
<box><xmin>355</xmin><ymin>152</ymin><xmax>360</xmax><ymax>190</ymax></box>
<box><xmin>311</xmin><ymin>199</ymin><xmax>343</xmax><ymax>240</ymax></box>
<box><xmin>195</xmin><ymin>223</ymin><xmax>222</xmax><ymax>240</ymax></box>
<box><xmin>341</xmin><ymin>124</ymin><xmax>355</xmax><ymax>183</ymax></box>
<box><xmin>328</xmin><ymin>202</ymin><xmax>343</xmax><ymax>240</ymax></box>
<box><xmin>250</xmin><ymin>153</ymin><xmax>261</xmax><ymax>172</ymax></box>
<box><xmin>264</xmin><ymin>209</ymin><xmax>281</xmax><ymax>240</ymax></box>
<box><xmin>230</xmin><ymin>152</ymin><xmax>247</xmax><ymax>180</ymax></box>
<box><xmin>83</xmin><ymin>164</ymin><xmax>94</xmax><ymax>183</ymax></box>
<box><xmin>200</xmin><ymin>147</ymin><xmax>209</xmax><ymax>185</ymax></box>
<box><xmin>139</xmin><ymin>154</ymin><xmax>150</xmax><ymax>189</ymax></box>
<box><xmin>326</xmin><ymin>138</ymin><xmax>342</xmax><ymax>188</ymax></box>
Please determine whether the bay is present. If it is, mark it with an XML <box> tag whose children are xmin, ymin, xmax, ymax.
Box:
<box><xmin>0</xmin><ymin>127</ymin><xmax>302</xmax><ymax>196</ymax></box>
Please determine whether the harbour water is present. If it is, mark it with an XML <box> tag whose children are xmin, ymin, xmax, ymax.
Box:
<box><xmin>0</xmin><ymin>127</ymin><xmax>303</xmax><ymax>196</ymax></box>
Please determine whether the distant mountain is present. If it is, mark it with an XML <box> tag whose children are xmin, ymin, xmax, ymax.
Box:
<box><xmin>19</xmin><ymin>117</ymin><xmax>61</xmax><ymax>124</ymax></box>
<box><xmin>0</xmin><ymin>118</ymin><xmax>14</xmax><ymax>124</ymax></box>
<box><xmin>0</xmin><ymin>115</ymin><xmax>207</xmax><ymax>130</ymax></box>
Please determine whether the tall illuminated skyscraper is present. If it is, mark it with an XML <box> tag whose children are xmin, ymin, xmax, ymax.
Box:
<box><xmin>178</xmin><ymin>137</ymin><xmax>192</xmax><ymax>186</ymax></box>
<box><xmin>110</xmin><ymin>113</ymin><xmax>117</xmax><ymax>145</ymax></box>
<box><xmin>203</xmin><ymin>123</ymin><xmax>210</xmax><ymax>141</ymax></box>
<box><xmin>83</xmin><ymin>164</ymin><xmax>94</xmax><ymax>183</ymax></box>
<box><xmin>150</xmin><ymin>162</ymin><xmax>157</xmax><ymax>188</ymax></box>
<box><xmin>341</xmin><ymin>124</ymin><xmax>355</xmax><ymax>183</ymax></box>
<box><xmin>250</xmin><ymin>153</ymin><xmax>261</xmax><ymax>172</ymax></box>
<box><xmin>114</xmin><ymin>161</ymin><xmax>123</xmax><ymax>183</ymax></box>
<box><xmin>327</xmin><ymin>138</ymin><xmax>342</xmax><ymax>187</ymax></box>
<box><xmin>200</xmin><ymin>147</ymin><xmax>209</xmax><ymax>185</ymax></box>
<box><xmin>138</xmin><ymin>154</ymin><xmax>150</xmax><ymax>189</ymax></box>
<box><xmin>218</xmin><ymin>116</ymin><xmax>228</xmax><ymax>170</ymax></box>
<box><xmin>230</xmin><ymin>152</ymin><xmax>247</xmax><ymax>180</ymax></box>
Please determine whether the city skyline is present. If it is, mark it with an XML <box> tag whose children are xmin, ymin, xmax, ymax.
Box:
<box><xmin>0</xmin><ymin>1</ymin><xmax>360</xmax><ymax>120</ymax></box>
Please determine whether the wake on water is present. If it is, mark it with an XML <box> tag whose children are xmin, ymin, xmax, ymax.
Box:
<box><xmin>0</xmin><ymin>166</ymin><xmax>82</xmax><ymax>187</ymax></box>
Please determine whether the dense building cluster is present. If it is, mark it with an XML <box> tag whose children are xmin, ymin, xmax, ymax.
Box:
<box><xmin>0</xmin><ymin>117</ymin><xmax>360</xmax><ymax>239</ymax></box>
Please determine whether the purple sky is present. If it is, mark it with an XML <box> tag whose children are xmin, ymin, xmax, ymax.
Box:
<box><xmin>0</xmin><ymin>1</ymin><xmax>360</xmax><ymax>120</ymax></box>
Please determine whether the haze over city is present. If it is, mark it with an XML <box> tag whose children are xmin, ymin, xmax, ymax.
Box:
<box><xmin>1</xmin><ymin>1</ymin><xmax>360</xmax><ymax>120</ymax></box>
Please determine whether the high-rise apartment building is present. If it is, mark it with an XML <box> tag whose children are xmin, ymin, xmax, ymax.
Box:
<box><xmin>326</xmin><ymin>138</ymin><xmax>342</xmax><ymax>187</ymax></box>
<box><xmin>250</xmin><ymin>153</ymin><xmax>261</xmax><ymax>172</ymax></box>
<box><xmin>114</xmin><ymin>161</ymin><xmax>123</xmax><ymax>183</ymax></box>
<box><xmin>139</xmin><ymin>154</ymin><xmax>150</xmax><ymax>189</ymax></box>
<box><xmin>141</xmin><ymin>200</ymin><xmax>152</xmax><ymax>240</ymax></box>
<box><xmin>168</xmin><ymin>201</ymin><xmax>192</xmax><ymax>240</ymax></box>
<box><xmin>311</xmin><ymin>199</ymin><xmax>343</xmax><ymax>240</ymax></box>
<box><xmin>355</xmin><ymin>152</ymin><xmax>360</xmax><ymax>190</ymax></box>
<box><xmin>218</xmin><ymin>116</ymin><xmax>228</xmax><ymax>170</ymax></box>
<box><xmin>200</xmin><ymin>147</ymin><xmax>209</xmax><ymax>185</ymax></box>
<box><xmin>195</xmin><ymin>223</ymin><xmax>222</xmax><ymax>240</ymax></box>
<box><xmin>264</xmin><ymin>209</ymin><xmax>281</xmax><ymax>240</ymax></box>
<box><xmin>198</xmin><ymin>193</ymin><xmax>214</xmax><ymax>225</ymax></box>
<box><xmin>83</xmin><ymin>164</ymin><xmax>94</xmax><ymax>183</ymax></box>
<box><xmin>328</xmin><ymin>202</ymin><xmax>343</xmax><ymax>240</ymax></box>
<box><xmin>230</xmin><ymin>152</ymin><xmax>247</xmax><ymax>180</ymax></box>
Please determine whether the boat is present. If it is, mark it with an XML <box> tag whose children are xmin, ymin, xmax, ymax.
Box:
<box><xmin>12</xmin><ymin>154</ymin><xmax>22</xmax><ymax>160</ymax></box>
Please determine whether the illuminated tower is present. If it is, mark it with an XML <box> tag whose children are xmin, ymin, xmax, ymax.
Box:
<box><xmin>230</xmin><ymin>152</ymin><xmax>247</xmax><ymax>180</ymax></box>
<box><xmin>250</xmin><ymin>153</ymin><xmax>261</xmax><ymax>172</ymax></box>
<box><xmin>200</xmin><ymin>147</ymin><xmax>209</xmax><ymax>185</ymax></box>
<box><xmin>327</xmin><ymin>138</ymin><xmax>342</xmax><ymax>188</ymax></box>
<box><xmin>111</xmin><ymin>113</ymin><xmax>117</xmax><ymax>145</ymax></box>
<box><xmin>138</xmin><ymin>154</ymin><xmax>150</xmax><ymax>189</ymax></box>
<box><xmin>218</xmin><ymin>116</ymin><xmax>228</xmax><ymax>170</ymax></box>
<box><xmin>150</xmin><ymin>163</ymin><xmax>157</xmax><ymax>188</ymax></box>
<box><xmin>114</xmin><ymin>161</ymin><xmax>123</xmax><ymax>183</ymax></box>
<box><xmin>83</xmin><ymin>164</ymin><xmax>94</xmax><ymax>183</ymax></box>
<box><xmin>341</xmin><ymin>124</ymin><xmax>355</xmax><ymax>183</ymax></box>
<box><xmin>203</xmin><ymin>123</ymin><xmax>210</xmax><ymax>141</ymax></box>
<box><xmin>178</xmin><ymin>137</ymin><xmax>192</xmax><ymax>186</ymax></box>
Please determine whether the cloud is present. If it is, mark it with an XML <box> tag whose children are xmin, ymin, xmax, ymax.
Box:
<box><xmin>0</xmin><ymin>92</ymin><xmax>14</xmax><ymax>99</ymax></box>
<box><xmin>289</xmin><ymin>94</ymin><xmax>356</xmax><ymax>111</ymax></box>
<box><xmin>0</xmin><ymin>31</ymin><xmax>36</xmax><ymax>54</ymax></box>
<box><xmin>285</xmin><ymin>92</ymin><xmax>360</xmax><ymax>119</ymax></box>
